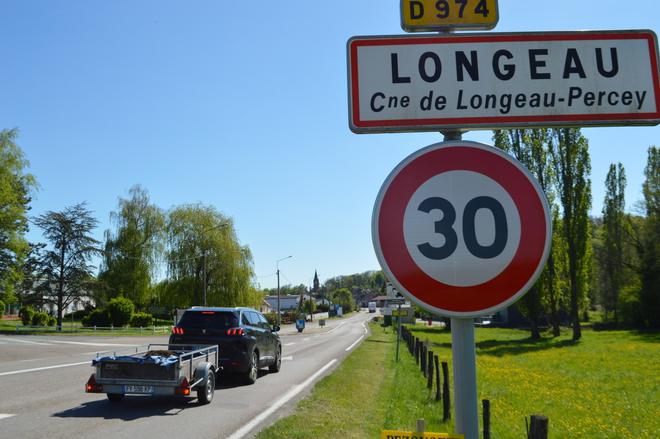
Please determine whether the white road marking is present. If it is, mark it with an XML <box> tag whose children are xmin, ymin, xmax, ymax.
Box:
<box><xmin>226</xmin><ymin>359</ymin><xmax>337</xmax><ymax>439</ymax></box>
<box><xmin>42</xmin><ymin>340</ymin><xmax>138</xmax><ymax>347</ymax></box>
<box><xmin>0</xmin><ymin>414</ymin><xmax>16</xmax><ymax>420</ymax></box>
<box><xmin>362</xmin><ymin>322</ymin><xmax>368</xmax><ymax>334</ymax></box>
<box><xmin>303</xmin><ymin>337</ymin><xmax>310</xmax><ymax>341</ymax></box>
<box><xmin>345</xmin><ymin>335</ymin><xmax>365</xmax><ymax>352</ymax></box>
<box><xmin>0</xmin><ymin>361</ymin><xmax>90</xmax><ymax>377</ymax></box>
<box><xmin>325</xmin><ymin>321</ymin><xmax>346</xmax><ymax>334</ymax></box>
<box><xmin>0</xmin><ymin>337</ymin><xmax>52</xmax><ymax>346</ymax></box>
<box><xmin>281</xmin><ymin>356</ymin><xmax>293</xmax><ymax>361</ymax></box>
<box><xmin>284</xmin><ymin>342</ymin><xmax>295</xmax><ymax>346</ymax></box>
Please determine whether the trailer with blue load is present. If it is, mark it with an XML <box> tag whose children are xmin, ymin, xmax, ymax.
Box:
<box><xmin>85</xmin><ymin>343</ymin><xmax>219</xmax><ymax>404</ymax></box>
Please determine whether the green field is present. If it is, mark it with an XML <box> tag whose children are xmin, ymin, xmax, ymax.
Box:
<box><xmin>257</xmin><ymin>324</ymin><xmax>660</xmax><ymax>439</ymax></box>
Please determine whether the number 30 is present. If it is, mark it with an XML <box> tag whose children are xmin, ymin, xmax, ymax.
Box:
<box><xmin>417</xmin><ymin>196</ymin><xmax>508</xmax><ymax>260</ymax></box>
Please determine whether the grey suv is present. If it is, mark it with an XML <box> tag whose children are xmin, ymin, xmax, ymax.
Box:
<box><xmin>169</xmin><ymin>307</ymin><xmax>281</xmax><ymax>384</ymax></box>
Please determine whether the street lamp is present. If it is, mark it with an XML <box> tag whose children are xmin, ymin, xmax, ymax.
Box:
<box><xmin>276</xmin><ymin>255</ymin><xmax>293</xmax><ymax>326</ymax></box>
<box><xmin>202</xmin><ymin>223</ymin><xmax>229</xmax><ymax>307</ymax></box>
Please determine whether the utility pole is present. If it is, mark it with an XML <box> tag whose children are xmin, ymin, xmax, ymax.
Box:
<box><xmin>202</xmin><ymin>251</ymin><xmax>207</xmax><ymax>307</ymax></box>
<box><xmin>276</xmin><ymin>255</ymin><xmax>293</xmax><ymax>326</ymax></box>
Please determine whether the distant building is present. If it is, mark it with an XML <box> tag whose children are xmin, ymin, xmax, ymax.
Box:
<box><xmin>264</xmin><ymin>294</ymin><xmax>313</xmax><ymax>312</ymax></box>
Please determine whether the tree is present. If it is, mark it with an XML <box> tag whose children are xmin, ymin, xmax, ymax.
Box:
<box><xmin>551</xmin><ymin>128</ymin><xmax>592</xmax><ymax>341</ymax></box>
<box><xmin>634</xmin><ymin>147</ymin><xmax>660</xmax><ymax>327</ymax></box>
<box><xmin>33</xmin><ymin>203</ymin><xmax>100</xmax><ymax>329</ymax></box>
<box><xmin>600</xmin><ymin>163</ymin><xmax>629</xmax><ymax>324</ymax></box>
<box><xmin>494</xmin><ymin>129</ymin><xmax>555</xmax><ymax>339</ymax></box>
<box><xmin>331</xmin><ymin>287</ymin><xmax>355</xmax><ymax>313</ymax></box>
<box><xmin>164</xmin><ymin>204</ymin><xmax>259</xmax><ymax>308</ymax></box>
<box><xmin>99</xmin><ymin>185</ymin><xmax>165</xmax><ymax>309</ymax></box>
<box><xmin>0</xmin><ymin>128</ymin><xmax>37</xmax><ymax>303</ymax></box>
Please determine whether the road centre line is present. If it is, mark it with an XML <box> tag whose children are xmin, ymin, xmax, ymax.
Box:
<box><xmin>325</xmin><ymin>321</ymin><xmax>346</xmax><ymax>334</ymax></box>
<box><xmin>345</xmin><ymin>335</ymin><xmax>364</xmax><ymax>352</ymax></box>
<box><xmin>0</xmin><ymin>414</ymin><xmax>16</xmax><ymax>420</ymax></box>
<box><xmin>0</xmin><ymin>361</ymin><xmax>90</xmax><ymax>377</ymax></box>
<box><xmin>284</xmin><ymin>342</ymin><xmax>295</xmax><ymax>346</ymax></box>
<box><xmin>0</xmin><ymin>337</ymin><xmax>52</xmax><ymax>346</ymax></box>
<box><xmin>281</xmin><ymin>356</ymin><xmax>293</xmax><ymax>361</ymax></box>
<box><xmin>226</xmin><ymin>358</ymin><xmax>338</xmax><ymax>439</ymax></box>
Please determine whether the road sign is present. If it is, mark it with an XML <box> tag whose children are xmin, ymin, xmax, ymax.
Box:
<box><xmin>401</xmin><ymin>0</ymin><xmax>499</xmax><ymax>32</ymax></box>
<box><xmin>372</xmin><ymin>141</ymin><xmax>551</xmax><ymax>317</ymax></box>
<box><xmin>347</xmin><ymin>30</ymin><xmax>660</xmax><ymax>133</ymax></box>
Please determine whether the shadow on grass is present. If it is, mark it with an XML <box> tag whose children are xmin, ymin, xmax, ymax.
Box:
<box><xmin>411</xmin><ymin>333</ymin><xmax>580</xmax><ymax>357</ymax></box>
<box><xmin>475</xmin><ymin>337</ymin><xmax>578</xmax><ymax>356</ymax></box>
<box><xmin>365</xmin><ymin>338</ymin><xmax>395</xmax><ymax>345</ymax></box>
<box><xmin>631</xmin><ymin>330</ymin><xmax>660</xmax><ymax>344</ymax></box>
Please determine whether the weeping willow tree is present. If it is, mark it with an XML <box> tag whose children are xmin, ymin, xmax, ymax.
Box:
<box><xmin>99</xmin><ymin>185</ymin><xmax>165</xmax><ymax>309</ymax></box>
<box><xmin>162</xmin><ymin>204</ymin><xmax>259</xmax><ymax>308</ymax></box>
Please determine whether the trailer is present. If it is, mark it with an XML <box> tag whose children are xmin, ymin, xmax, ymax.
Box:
<box><xmin>85</xmin><ymin>343</ymin><xmax>219</xmax><ymax>404</ymax></box>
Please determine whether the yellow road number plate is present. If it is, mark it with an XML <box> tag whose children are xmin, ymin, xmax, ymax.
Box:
<box><xmin>401</xmin><ymin>0</ymin><xmax>498</xmax><ymax>32</ymax></box>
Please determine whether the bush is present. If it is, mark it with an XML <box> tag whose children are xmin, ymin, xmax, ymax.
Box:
<box><xmin>129</xmin><ymin>312</ymin><xmax>154</xmax><ymax>327</ymax></box>
<box><xmin>82</xmin><ymin>309</ymin><xmax>110</xmax><ymax>327</ymax></box>
<box><xmin>263</xmin><ymin>312</ymin><xmax>277</xmax><ymax>326</ymax></box>
<box><xmin>19</xmin><ymin>306</ymin><xmax>35</xmax><ymax>326</ymax></box>
<box><xmin>47</xmin><ymin>316</ymin><xmax>57</xmax><ymax>326</ymax></box>
<box><xmin>64</xmin><ymin>309</ymin><xmax>89</xmax><ymax>321</ymax></box>
<box><xmin>31</xmin><ymin>312</ymin><xmax>49</xmax><ymax>326</ymax></box>
<box><xmin>107</xmin><ymin>297</ymin><xmax>135</xmax><ymax>327</ymax></box>
<box><xmin>316</xmin><ymin>303</ymin><xmax>330</xmax><ymax>313</ymax></box>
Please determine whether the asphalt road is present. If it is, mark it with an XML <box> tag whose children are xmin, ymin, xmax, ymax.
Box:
<box><xmin>0</xmin><ymin>311</ymin><xmax>373</xmax><ymax>439</ymax></box>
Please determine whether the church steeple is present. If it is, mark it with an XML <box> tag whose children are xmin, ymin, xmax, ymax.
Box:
<box><xmin>313</xmin><ymin>270</ymin><xmax>320</xmax><ymax>294</ymax></box>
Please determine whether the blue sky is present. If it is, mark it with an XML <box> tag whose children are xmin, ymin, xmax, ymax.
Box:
<box><xmin>2</xmin><ymin>1</ymin><xmax>658</xmax><ymax>289</ymax></box>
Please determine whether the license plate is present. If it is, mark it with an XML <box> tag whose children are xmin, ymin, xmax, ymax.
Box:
<box><xmin>123</xmin><ymin>385</ymin><xmax>154</xmax><ymax>394</ymax></box>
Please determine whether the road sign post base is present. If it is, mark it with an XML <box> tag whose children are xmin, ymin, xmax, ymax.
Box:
<box><xmin>451</xmin><ymin>317</ymin><xmax>479</xmax><ymax>439</ymax></box>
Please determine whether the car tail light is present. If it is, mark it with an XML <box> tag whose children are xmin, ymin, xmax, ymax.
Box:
<box><xmin>85</xmin><ymin>374</ymin><xmax>103</xmax><ymax>393</ymax></box>
<box><xmin>226</xmin><ymin>327</ymin><xmax>245</xmax><ymax>336</ymax></box>
<box><xmin>175</xmin><ymin>377</ymin><xmax>191</xmax><ymax>396</ymax></box>
<box><xmin>171</xmin><ymin>327</ymin><xmax>184</xmax><ymax>335</ymax></box>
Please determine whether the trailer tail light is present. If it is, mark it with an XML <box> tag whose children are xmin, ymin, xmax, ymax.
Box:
<box><xmin>85</xmin><ymin>374</ymin><xmax>103</xmax><ymax>393</ymax></box>
<box><xmin>171</xmin><ymin>327</ymin><xmax>184</xmax><ymax>335</ymax></box>
<box><xmin>226</xmin><ymin>327</ymin><xmax>245</xmax><ymax>336</ymax></box>
<box><xmin>175</xmin><ymin>377</ymin><xmax>190</xmax><ymax>396</ymax></box>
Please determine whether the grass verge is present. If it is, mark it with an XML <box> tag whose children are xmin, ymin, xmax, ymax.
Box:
<box><xmin>257</xmin><ymin>323</ymin><xmax>659</xmax><ymax>439</ymax></box>
<box><xmin>257</xmin><ymin>323</ymin><xmax>455</xmax><ymax>438</ymax></box>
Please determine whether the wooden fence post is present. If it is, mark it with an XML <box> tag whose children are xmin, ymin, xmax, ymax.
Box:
<box><xmin>434</xmin><ymin>355</ymin><xmax>441</xmax><ymax>401</ymax></box>
<box><xmin>528</xmin><ymin>415</ymin><xmax>548</xmax><ymax>439</ymax></box>
<box><xmin>483</xmin><ymin>399</ymin><xmax>491</xmax><ymax>439</ymax></box>
<box><xmin>427</xmin><ymin>350</ymin><xmax>434</xmax><ymax>389</ymax></box>
<box><xmin>442</xmin><ymin>361</ymin><xmax>450</xmax><ymax>421</ymax></box>
<box><xmin>421</xmin><ymin>343</ymin><xmax>427</xmax><ymax>375</ymax></box>
<box><xmin>415</xmin><ymin>339</ymin><xmax>420</xmax><ymax>365</ymax></box>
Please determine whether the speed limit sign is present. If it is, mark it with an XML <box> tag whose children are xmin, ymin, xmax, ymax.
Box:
<box><xmin>372</xmin><ymin>141</ymin><xmax>551</xmax><ymax>317</ymax></box>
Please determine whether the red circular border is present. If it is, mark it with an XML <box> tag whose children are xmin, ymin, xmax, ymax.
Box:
<box><xmin>376</xmin><ymin>144</ymin><xmax>548</xmax><ymax>314</ymax></box>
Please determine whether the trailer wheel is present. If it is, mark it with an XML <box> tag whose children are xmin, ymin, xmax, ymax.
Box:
<box><xmin>107</xmin><ymin>393</ymin><xmax>124</xmax><ymax>403</ymax></box>
<box><xmin>197</xmin><ymin>370</ymin><xmax>215</xmax><ymax>405</ymax></box>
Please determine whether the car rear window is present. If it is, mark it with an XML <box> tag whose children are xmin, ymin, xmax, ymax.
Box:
<box><xmin>177</xmin><ymin>311</ymin><xmax>238</xmax><ymax>329</ymax></box>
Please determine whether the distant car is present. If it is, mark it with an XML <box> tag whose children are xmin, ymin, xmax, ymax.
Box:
<box><xmin>169</xmin><ymin>307</ymin><xmax>281</xmax><ymax>384</ymax></box>
<box><xmin>368</xmin><ymin>302</ymin><xmax>377</xmax><ymax>313</ymax></box>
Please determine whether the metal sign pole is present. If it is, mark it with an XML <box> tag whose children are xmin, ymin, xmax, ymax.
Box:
<box><xmin>451</xmin><ymin>318</ymin><xmax>479</xmax><ymax>439</ymax></box>
<box><xmin>442</xmin><ymin>130</ymin><xmax>478</xmax><ymax>439</ymax></box>
<box><xmin>396</xmin><ymin>302</ymin><xmax>402</xmax><ymax>362</ymax></box>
